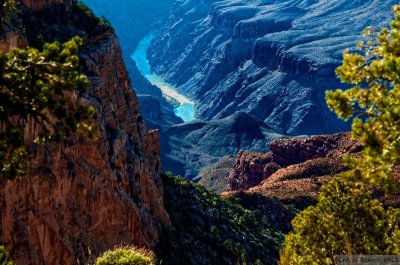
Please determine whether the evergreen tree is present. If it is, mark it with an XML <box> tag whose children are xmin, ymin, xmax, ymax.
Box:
<box><xmin>280</xmin><ymin>5</ymin><xmax>400</xmax><ymax>264</ymax></box>
<box><xmin>0</xmin><ymin>36</ymin><xmax>97</xmax><ymax>180</ymax></box>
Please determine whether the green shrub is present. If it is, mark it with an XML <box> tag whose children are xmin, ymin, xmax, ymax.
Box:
<box><xmin>0</xmin><ymin>246</ymin><xmax>13</xmax><ymax>265</ymax></box>
<box><xmin>95</xmin><ymin>246</ymin><xmax>154</xmax><ymax>265</ymax></box>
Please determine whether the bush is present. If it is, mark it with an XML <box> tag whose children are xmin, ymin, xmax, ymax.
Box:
<box><xmin>95</xmin><ymin>245</ymin><xmax>155</xmax><ymax>265</ymax></box>
<box><xmin>0</xmin><ymin>246</ymin><xmax>13</xmax><ymax>265</ymax></box>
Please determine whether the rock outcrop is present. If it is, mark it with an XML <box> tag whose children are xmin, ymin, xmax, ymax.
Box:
<box><xmin>148</xmin><ymin>0</ymin><xmax>396</xmax><ymax>135</ymax></box>
<box><xmin>228</xmin><ymin>133</ymin><xmax>361</xmax><ymax>195</ymax></box>
<box><xmin>229</xmin><ymin>151</ymin><xmax>277</xmax><ymax>191</ymax></box>
<box><xmin>0</xmin><ymin>2</ymin><xmax>169</xmax><ymax>265</ymax></box>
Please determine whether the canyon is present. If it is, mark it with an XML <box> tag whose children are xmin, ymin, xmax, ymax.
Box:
<box><xmin>1</xmin><ymin>0</ymin><xmax>399</xmax><ymax>264</ymax></box>
<box><xmin>83</xmin><ymin>0</ymin><xmax>397</xmax><ymax>180</ymax></box>
<box><xmin>149</xmin><ymin>0</ymin><xmax>396</xmax><ymax>136</ymax></box>
<box><xmin>83</xmin><ymin>0</ymin><xmax>182</xmax><ymax>127</ymax></box>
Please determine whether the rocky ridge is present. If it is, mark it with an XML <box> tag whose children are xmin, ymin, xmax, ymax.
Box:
<box><xmin>0</xmin><ymin>2</ymin><xmax>169</xmax><ymax>264</ymax></box>
<box><xmin>215</xmin><ymin>133</ymin><xmax>362</xmax><ymax>238</ymax></box>
<box><xmin>160</xmin><ymin>112</ymin><xmax>285</xmax><ymax>180</ymax></box>
<box><xmin>227</xmin><ymin>133</ymin><xmax>361</xmax><ymax>198</ymax></box>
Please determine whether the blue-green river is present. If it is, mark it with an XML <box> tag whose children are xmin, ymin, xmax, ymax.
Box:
<box><xmin>131</xmin><ymin>33</ymin><xmax>195</xmax><ymax>122</ymax></box>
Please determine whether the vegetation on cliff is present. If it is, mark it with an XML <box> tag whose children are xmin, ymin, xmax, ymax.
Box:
<box><xmin>22</xmin><ymin>0</ymin><xmax>112</xmax><ymax>48</ymax></box>
<box><xmin>0</xmin><ymin>0</ymin><xmax>14</xmax><ymax>17</ymax></box>
<box><xmin>0</xmin><ymin>37</ymin><xmax>97</xmax><ymax>179</ymax></box>
<box><xmin>280</xmin><ymin>5</ymin><xmax>400</xmax><ymax>264</ymax></box>
<box><xmin>156</xmin><ymin>173</ymin><xmax>284</xmax><ymax>265</ymax></box>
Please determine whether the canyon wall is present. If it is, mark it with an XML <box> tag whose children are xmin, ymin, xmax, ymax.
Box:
<box><xmin>149</xmin><ymin>0</ymin><xmax>396</xmax><ymax>135</ymax></box>
<box><xmin>0</xmin><ymin>2</ymin><xmax>169</xmax><ymax>264</ymax></box>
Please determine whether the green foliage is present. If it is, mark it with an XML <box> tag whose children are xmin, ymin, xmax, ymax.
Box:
<box><xmin>157</xmin><ymin>173</ymin><xmax>284</xmax><ymax>265</ymax></box>
<box><xmin>95</xmin><ymin>246</ymin><xmax>154</xmax><ymax>265</ymax></box>
<box><xmin>280</xmin><ymin>5</ymin><xmax>400</xmax><ymax>264</ymax></box>
<box><xmin>0</xmin><ymin>36</ymin><xmax>97</xmax><ymax>179</ymax></box>
<box><xmin>74</xmin><ymin>1</ymin><xmax>111</xmax><ymax>29</ymax></box>
<box><xmin>326</xmin><ymin>5</ymin><xmax>400</xmax><ymax>193</ymax></box>
<box><xmin>280</xmin><ymin>176</ymin><xmax>400</xmax><ymax>264</ymax></box>
<box><xmin>0</xmin><ymin>246</ymin><xmax>13</xmax><ymax>265</ymax></box>
<box><xmin>0</xmin><ymin>0</ymin><xmax>14</xmax><ymax>15</ymax></box>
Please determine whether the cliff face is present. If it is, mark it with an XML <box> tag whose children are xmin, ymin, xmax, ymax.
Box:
<box><xmin>148</xmin><ymin>0</ymin><xmax>396</xmax><ymax>135</ymax></box>
<box><xmin>228</xmin><ymin>133</ymin><xmax>361</xmax><ymax>195</ymax></box>
<box><xmin>0</xmin><ymin>2</ymin><xmax>169</xmax><ymax>265</ymax></box>
<box><xmin>229</xmin><ymin>151</ymin><xmax>277</xmax><ymax>191</ymax></box>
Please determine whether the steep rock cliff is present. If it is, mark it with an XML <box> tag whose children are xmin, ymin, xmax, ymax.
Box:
<box><xmin>0</xmin><ymin>32</ymin><xmax>27</xmax><ymax>52</ymax></box>
<box><xmin>148</xmin><ymin>0</ymin><xmax>396</xmax><ymax>135</ymax></box>
<box><xmin>0</xmin><ymin>2</ymin><xmax>169</xmax><ymax>265</ymax></box>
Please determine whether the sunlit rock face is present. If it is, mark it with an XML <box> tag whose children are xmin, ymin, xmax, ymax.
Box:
<box><xmin>0</xmin><ymin>2</ymin><xmax>170</xmax><ymax>264</ymax></box>
<box><xmin>148</xmin><ymin>0</ymin><xmax>396</xmax><ymax>135</ymax></box>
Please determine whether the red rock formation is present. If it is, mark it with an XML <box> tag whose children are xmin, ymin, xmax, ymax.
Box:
<box><xmin>229</xmin><ymin>151</ymin><xmax>278</xmax><ymax>191</ymax></box>
<box><xmin>229</xmin><ymin>133</ymin><xmax>361</xmax><ymax>193</ymax></box>
<box><xmin>269</xmin><ymin>132</ymin><xmax>361</xmax><ymax>166</ymax></box>
<box><xmin>0</xmin><ymin>2</ymin><xmax>169</xmax><ymax>265</ymax></box>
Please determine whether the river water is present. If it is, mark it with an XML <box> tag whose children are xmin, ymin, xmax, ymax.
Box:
<box><xmin>131</xmin><ymin>33</ymin><xmax>195</xmax><ymax>122</ymax></box>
